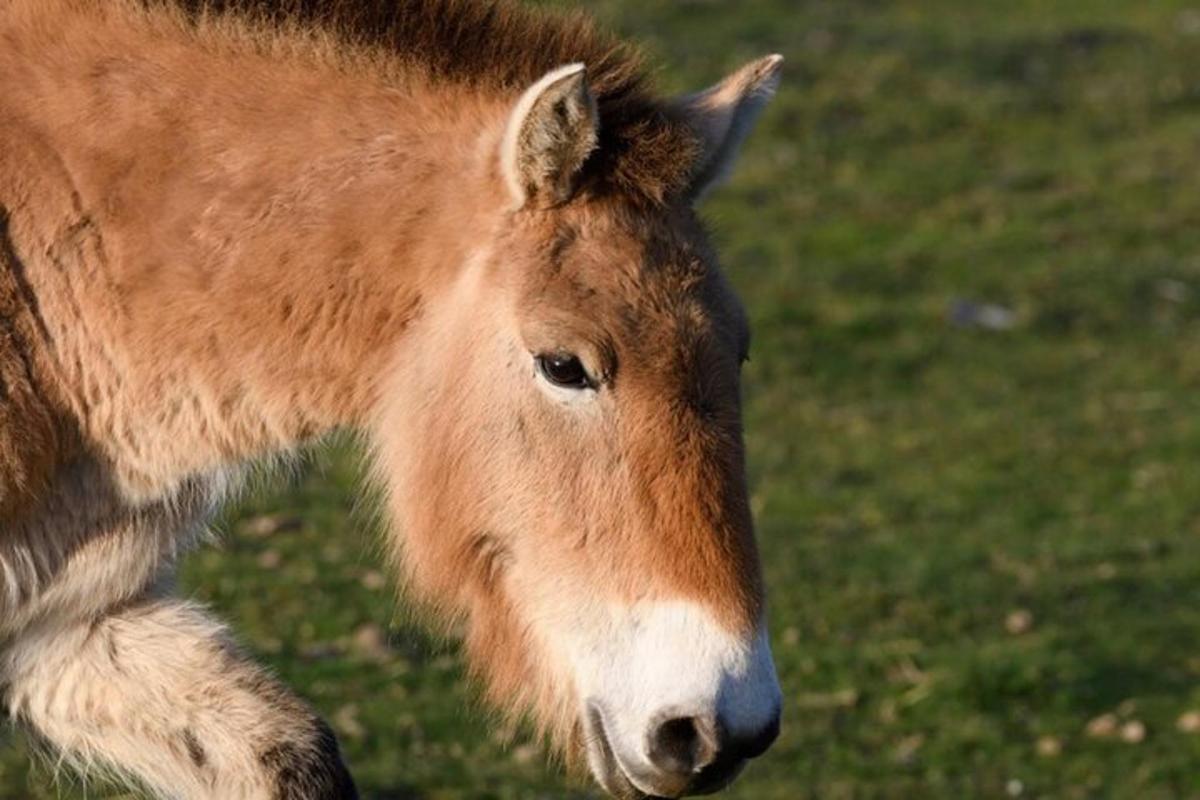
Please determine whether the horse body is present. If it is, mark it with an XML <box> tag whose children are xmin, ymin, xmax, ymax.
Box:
<box><xmin>0</xmin><ymin>2</ymin><xmax>784</xmax><ymax>797</ymax></box>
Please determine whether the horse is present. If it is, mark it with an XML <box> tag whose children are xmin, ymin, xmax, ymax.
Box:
<box><xmin>0</xmin><ymin>1</ymin><xmax>784</xmax><ymax>797</ymax></box>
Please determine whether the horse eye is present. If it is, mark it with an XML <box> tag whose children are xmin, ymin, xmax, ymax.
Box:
<box><xmin>536</xmin><ymin>353</ymin><xmax>592</xmax><ymax>390</ymax></box>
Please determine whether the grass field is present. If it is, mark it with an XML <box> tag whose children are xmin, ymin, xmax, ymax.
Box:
<box><xmin>5</xmin><ymin>0</ymin><xmax>1200</xmax><ymax>797</ymax></box>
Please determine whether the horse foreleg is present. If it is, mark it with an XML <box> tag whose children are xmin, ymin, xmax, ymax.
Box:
<box><xmin>3</xmin><ymin>597</ymin><xmax>358</xmax><ymax>800</ymax></box>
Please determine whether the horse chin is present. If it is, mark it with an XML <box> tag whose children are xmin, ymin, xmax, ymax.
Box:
<box><xmin>583</xmin><ymin>704</ymin><xmax>654</xmax><ymax>800</ymax></box>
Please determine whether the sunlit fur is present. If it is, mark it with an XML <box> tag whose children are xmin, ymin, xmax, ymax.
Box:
<box><xmin>0</xmin><ymin>0</ymin><xmax>780</xmax><ymax>796</ymax></box>
<box><xmin>373</xmin><ymin>205</ymin><xmax>764</xmax><ymax>755</ymax></box>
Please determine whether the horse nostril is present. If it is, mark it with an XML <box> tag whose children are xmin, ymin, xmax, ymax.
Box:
<box><xmin>647</xmin><ymin>715</ymin><xmax>717</xmax><ymax>777</ymax></box>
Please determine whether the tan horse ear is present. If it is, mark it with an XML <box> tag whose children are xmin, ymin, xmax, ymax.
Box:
<box><xmin>674</xmin><ymin>54</ymin><xmax>783</xmax><ymax>202</ymax></box>
<box><xmin>501</xmin><ymin>63</ymin><xmax>599</xmax><ymax>210</ymax></box>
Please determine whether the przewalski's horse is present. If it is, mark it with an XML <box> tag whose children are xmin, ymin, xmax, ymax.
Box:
<box><xmin>0</xmin><ymin>1</ymin><xmax>784</xmax><ymax>797</ymax></box>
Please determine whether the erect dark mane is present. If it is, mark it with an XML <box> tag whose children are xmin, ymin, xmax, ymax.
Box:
<box><xmin>163</xmin><ymin>0</ymin><xmax>700</xmax><ymax>203</ymax></box>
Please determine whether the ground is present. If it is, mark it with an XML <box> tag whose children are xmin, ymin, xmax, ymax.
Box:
<box><xmin>4</xmin><ymin>0</ymin><xmax>1200</xmax><ymax>797</ymax></box>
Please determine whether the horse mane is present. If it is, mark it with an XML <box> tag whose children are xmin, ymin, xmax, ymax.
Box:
<box><xmin>155</xmin><ymin>0</ymin><xmax>701</xmax><ymax>203</ymax></box>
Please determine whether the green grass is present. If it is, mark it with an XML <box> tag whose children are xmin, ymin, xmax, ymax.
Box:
<box><xmin>6</xmin><ymin>0</ymin><xmax>1200</xmax><ymax>797</ymax></box>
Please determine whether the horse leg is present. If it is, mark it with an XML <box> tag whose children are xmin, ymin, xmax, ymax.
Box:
<box><xmin>3</xmin><ymin>597</ymin><xmax>357</xmax><ymax>800</ymax></box>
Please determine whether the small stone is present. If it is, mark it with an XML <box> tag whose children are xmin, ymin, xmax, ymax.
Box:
<box><xmin>257</xmin><ymin>549</ymin><xmax>282</xmax><ymax>569</ymax></box>
<box><xmin>1006</xmin><ymin>778</ymin><xmax>1024</xmax><ymax>797</ymax></box>
<box><xmin>1005</xmin><ymin>609</ymin><xmax>1034</xmax><ymax>635</ymax></box>
<box><xmin>750</xmin><ymin>493</ymin><xmax>767</xmax><ymax>516</ymax></box>
<box><xmin>1085</xmin><ymin>713</ymin><xmax>1118</xmax><ymax>738</ymax></box>
<box><xmin>1177</xmin><ymin>711</ymin><xmax>1200</xmax><ymax>733</ymax></box>
<box><xmin>891</xmin><ymin>734</ymin><xmax>924</xmax><ymax>765</ymax></box>
<box><xmin>1180</xmin><ymin>9</ymin><xmax>1200</xmax><ymax>35</ymax></box>
<box><xmin>360</xmin><ymin>570</ymin><xmax>387</xmax><ymax>591</ymax></box>
<box><xmin>431</xmin><ymin>654</ymin><xmax>457</xmax><ymax>671</ymax></box>
<box><xmin>949</xmin><ymin>299</ymin><xmax>1017</xmax><ymax>331</ymax></box>
<box><xmin>351</xmin><ymin>623</ymin><xmax>392</xmax><ymax>663</ymax></box>
<box><xmin>1119</xmin><ymin>720</ymin><xmax>1146</xmax><ymax>743</ymax></box>
<box><xmin>511</xmin><ymin>743</ymin><xmax>538</xmax><ymax>765</ymax></box>
<box><xmin>1036</xmin><ymin>736</ymin><xmax>1061</xmax><ymax>757</ymax></box>
<box><xmin>1156</xmin><ymin>278</ymin><xmax>1190</xmax><ymax>303</ymax></box>
<box><xmin>333</xmin><ymin>704</ymin><xmax>365</xmax><ymax>740</ymax></box>
<box><xmin>242</xmin><ymin>514</ymin><xmax>302</xmax><ymax>538</ymax></box>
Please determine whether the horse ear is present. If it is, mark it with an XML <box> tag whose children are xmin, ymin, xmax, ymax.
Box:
<box><xmin>674</xmin><ymin>55</ymin><xmax>783</xmax><ymax>202</ymax></box>
<box><xmin>501</xmin><ymin>63</ymin><xmax>599</xmax><ymax>210</ymax></box>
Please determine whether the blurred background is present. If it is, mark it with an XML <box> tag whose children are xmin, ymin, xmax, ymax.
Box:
<box><xmin>5</xmin><ymin>0</ymin><xmax>1200</xmax><ymax>797</ymax></box>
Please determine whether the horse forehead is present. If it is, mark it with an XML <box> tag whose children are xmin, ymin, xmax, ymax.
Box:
<box><xmin>544</xmin><ymin>200</ymin><xmax>706</xmax><ymax>275</ymax></box>
<box><xmin>545</xmin><ymin>222</ymin><xmax>715</xmax><ymax>321</ymax></box>
<box><xmin>573</xmin><ymin>273</ymin><xmax>720</xmax><ymax>369</ymax></box>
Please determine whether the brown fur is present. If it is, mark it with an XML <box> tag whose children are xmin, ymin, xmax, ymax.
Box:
<box><xmin>0</xmin><ymin>0</ymin><xmax>777</xmax><ymax>795</ymax></box>
<box><xmin>373</xmin><ymin>201</ymin><xmax>760</xmax><ymax>755</ymax></box>
<box><xmin>0</xmin><ymin>209</ymin><xmax>79</xmax><ymax>518</ymax></box>
<box><xmin>162</xmin><ymin>0</ymin><xmax>700</xmax><ymax>203</ymax></box>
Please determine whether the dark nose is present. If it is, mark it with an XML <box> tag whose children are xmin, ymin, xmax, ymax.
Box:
<box><xmin>647</xmin><ymin>715</ymin><xmax>719</xmax><ymax>777</ymax></box>
<box><xmin>646</xmin><ymin>710</ymin><xmax>781</xmax><ymax>794</ymax></box>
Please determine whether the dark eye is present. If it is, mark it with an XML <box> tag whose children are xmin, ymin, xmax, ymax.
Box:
<box><xmin>536</xmin><ymin>352</ymin><xmax>592</xmax><ymax>390</ymax></box>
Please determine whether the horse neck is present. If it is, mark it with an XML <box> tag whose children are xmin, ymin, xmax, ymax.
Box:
<box><xmin>2</xmin><ymin>4</ymin><xmax>506</xmax><ymax>498</ymax></box>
